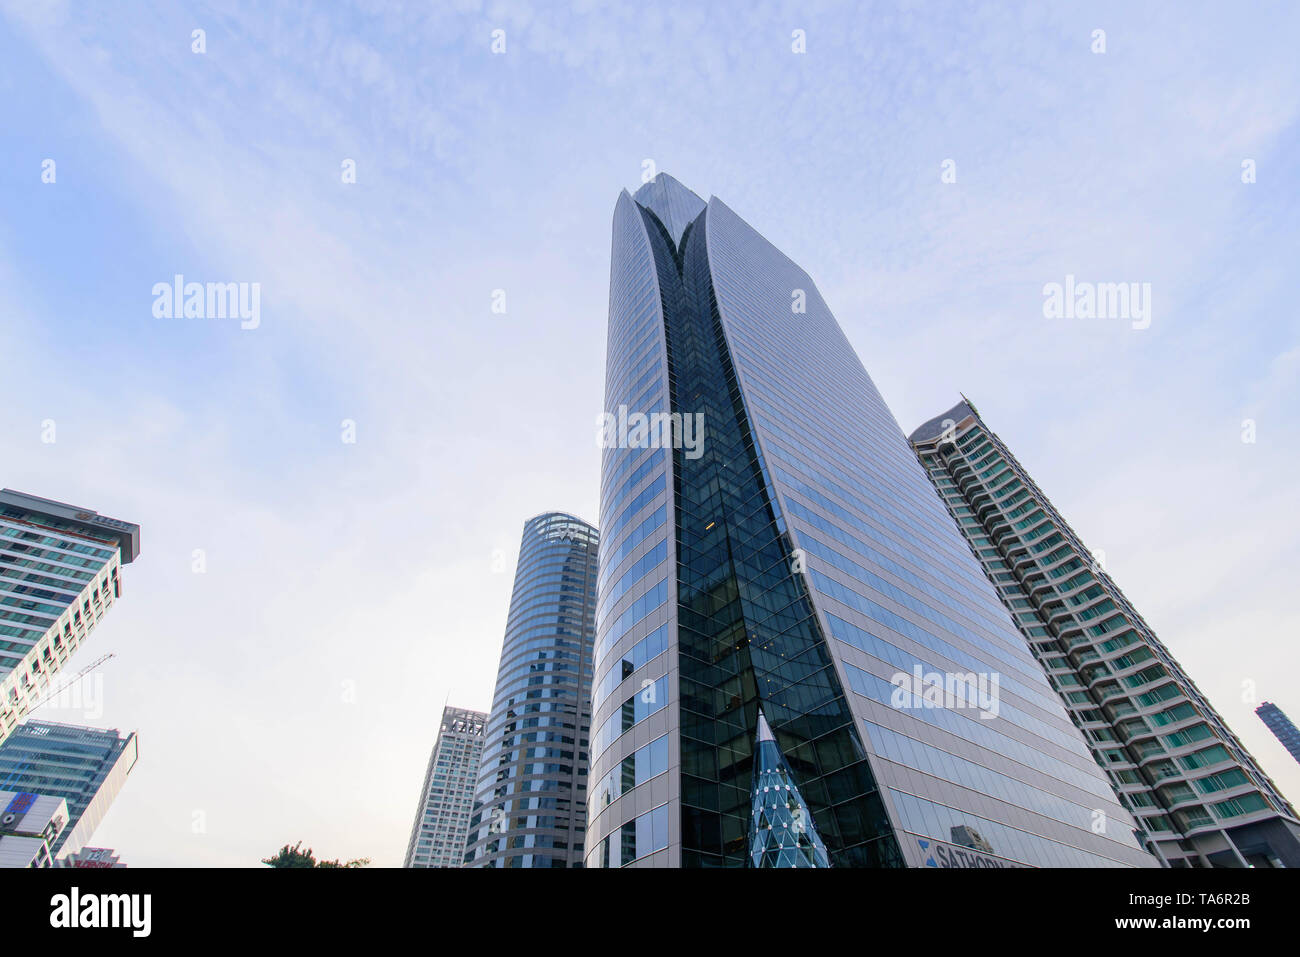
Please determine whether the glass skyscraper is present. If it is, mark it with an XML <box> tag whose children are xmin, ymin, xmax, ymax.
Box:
<box><xmin>403</xmin><ymin>705</ymin><xmax>487</xmax><ymax>868</ymax></box>
<box><xmin>0</xmin><ymin>490</ymin><xmax>140</xmax><ymax>748</ymax></box>
<box><xmin>588</xmin><ymin>174</ymin><xmax>1156</xmax><ymax>868</ymax></box>
<box><xmin>910</xmin><ymin>398</ymin><xmax>1300</xmax><ymax>867</ymax></box>
<box><xmin>0</xmin><ymin>719</ymin><xmax>138</xmax><ymax>860</ymax></box>
<box><xmin>1257</xmin><ymin>702</ymin><xmax>1300</xmax><ymax>767</ymax></box>
<box><xmin>463</xmin><ymin>512</ymin><xmax>598</xmax><ymax>867</ymax></box>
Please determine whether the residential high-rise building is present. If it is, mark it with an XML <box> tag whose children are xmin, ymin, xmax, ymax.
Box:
<box><xmin>0</xmin><ymin>790</ymin><xmax>69</xmax><ymax>868</ymax></box>
<box><xmin>1257</xmin><ymin>702</ymin><xmax>1300</xmax><ymax>767</ymax></box>
<box><xmin>403</xmin><ymin>705</ymin><xmax>487</xmax><ymax>868</ymax></box>
<box><xmin>0</xmin><ymin>720</ymin><xmax>139</xmax><ymax>860</ymax></box>
<box><xmin>588</xmin><ymin>174</ymin><xmax>1154</xmax><ymax>868</ymax></box>
<box><xmin>463</xmin><ymin>513</ymin><xmax>598</xmax><ymax>867</ymax></box>
<box><xmin>0</xmin><ymin>490</ymin><xmax>140</xmax><ymax>747</ymax></box>
<box><xmin>909</xmin><ymin>398</ymin><xmax>1300</xmax><ymax>867</ymax></box>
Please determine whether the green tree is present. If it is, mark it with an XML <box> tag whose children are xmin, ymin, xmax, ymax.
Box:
<box><xmin>262</xmin><ymin>840</ymin><xmax>369</xmax><ymax>868</ymax></box>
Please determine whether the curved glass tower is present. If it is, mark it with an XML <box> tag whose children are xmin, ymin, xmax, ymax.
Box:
<box><xmin>587</xmin><ymin>174</ymin><xmax>1157</xmax><ymax>868</ymax></box>
<box><xmin>463</xmin><ymin>512</ymin><xmax>598</xmax><ymax>868</ymax></box>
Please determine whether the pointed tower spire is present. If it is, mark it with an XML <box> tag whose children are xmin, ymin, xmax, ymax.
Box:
<box><xmin>632</xmin><ymin>173</ymin><xmax>707</xmax><ymax>246</ymax></box>
<box><xmin>748</xmin><ymin>709</ymin><xmax>831</xmax><ymax>868</ymax></box>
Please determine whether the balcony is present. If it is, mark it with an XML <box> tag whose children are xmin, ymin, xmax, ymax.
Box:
<box><xmin>1133</xmin><ymin>742</ymin><xmax>1168</xmax><ymax>762</ymax></box>
<box><xmin>1158</xmin><ymin>785</ymin><xmax>1197</xmax><ymax>806</ymax></box>
<box><xmin>1178</xmin><ymin>811</ymin><xmax>1215</xmax><ymax>832</ymax></box>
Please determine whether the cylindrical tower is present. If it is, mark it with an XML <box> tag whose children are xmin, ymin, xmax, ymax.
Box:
<box><xmin>463</xmin><ymin>512</ymin><xmax>599</xmax><ymax>867</ymax></box>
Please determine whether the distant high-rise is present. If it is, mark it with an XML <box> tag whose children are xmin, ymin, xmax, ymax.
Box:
<box><xmin>463</xmin><ymin>513</ymin><xmax>598</xmax><ymax>868</ymax></box>
<box><xmin>910</xmin><ymin>398</ymin><xmax>1300</xmax><ymax>867</ymax></box>
<box><xmin>0</xmin><ymin>490</ymin><xmax>140</xmax><ymax>747</ymax></box>
<box><xmin>61</xmin><ymin>846</ymin><xmax>125</xmax><ymax>868</ymax></box>
<box><xmin>403</xmin><ymin>706</ymin><xmax>487</xmax><ymax>868</ymax></box>
<box><xmin>1257</xmin><ymin>702</ymin><xmax>1300</xmax><ymax>767</ymax></box>
<box><xmin>0</xmin><ymin>720</ymin><xmax>139</xmax><ymax>860</ymax></box>
<box><xmin>589</xmin><ymin>175</ymin><xmax>1154</xmax><ymax>868</ymax></box>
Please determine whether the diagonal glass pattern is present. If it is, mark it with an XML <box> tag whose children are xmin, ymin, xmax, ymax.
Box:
<box><xmin>749</xmin><ymin>711</ymin><xmax>831</xmax><ymax>867</ymax></box>
<box><xmin>637</xmin><ymin>201</ymin><xmax>901</xmax><ymax>868</ymax></box>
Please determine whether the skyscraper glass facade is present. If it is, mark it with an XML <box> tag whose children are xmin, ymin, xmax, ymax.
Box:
<box><xmin>588</xmin><ymin>174</ymin><xmax>1155</xmax><ymax>868</ymax></box>
<box><xmin>910</xmin><ymin>399</ymin><xmax>1300</xmax><ymax>867</ymax></box>
<box><xmin>463</xmin><ymin>512</ymin><xmax>598</xmax><ymax>867</ymax></box>
<box><xmin>749</xmin><ymin>711</ymin><xmax>830</xmax><ymax>867</ymax></box>
<box><xmin>404</xmin><ymin>706</ymin><xmax>487</xmax><ymax>868</ymax></box>
<box><xmin>0</xmin><ymin>490</ymin><xmax>140</xmax><ymax>748</ymax></box>
<box><xmin>0</xmin><ymin>719</ymin><xmax>138</xmax><ymax>859</ymax></box>
<box><xmin>1257</xmin><ymin>702</ymin><xmax>1300</xmax><ymax>767</ymax></box>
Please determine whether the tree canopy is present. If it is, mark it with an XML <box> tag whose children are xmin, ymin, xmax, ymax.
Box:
<box><xmin>262</xmin><ymin>841</ymin><xmax>369</xmax><ymax>868</ymax></box>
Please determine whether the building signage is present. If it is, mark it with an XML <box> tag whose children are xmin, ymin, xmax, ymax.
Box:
<box><xmin>917</xmin><ymin>837</ymin><xmax>1025</xmax><ymax>869</ymax></box>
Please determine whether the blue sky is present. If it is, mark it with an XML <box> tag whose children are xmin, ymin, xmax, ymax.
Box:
<box><xmin>1</xmin><ymin>1</ymin><xmax>1297</xmax><ymax>866</ymax></box>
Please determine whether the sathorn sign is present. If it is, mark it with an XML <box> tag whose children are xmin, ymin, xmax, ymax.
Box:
<box><xmin>916</xmin><ymin>837</ymin><xmax>1025</xmax><ymax>869</ymax></box>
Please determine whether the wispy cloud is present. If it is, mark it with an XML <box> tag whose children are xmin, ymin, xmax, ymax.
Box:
<box><xmin>2</xmin><ymin>0</ymin><xmax>1298</xmax><ymax>864</ymax></box>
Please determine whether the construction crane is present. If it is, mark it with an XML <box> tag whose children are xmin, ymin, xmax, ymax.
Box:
<box><xmin>24</xmin><ymin>653</ymin><xmax>116</xmax><ymax>713</ymax></box>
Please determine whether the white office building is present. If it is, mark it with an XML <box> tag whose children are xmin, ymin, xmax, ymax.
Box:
<box><xmin>404</xmin><ymin>706</ymin><xmax>487</xmax><ymax>867</ymax></box>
